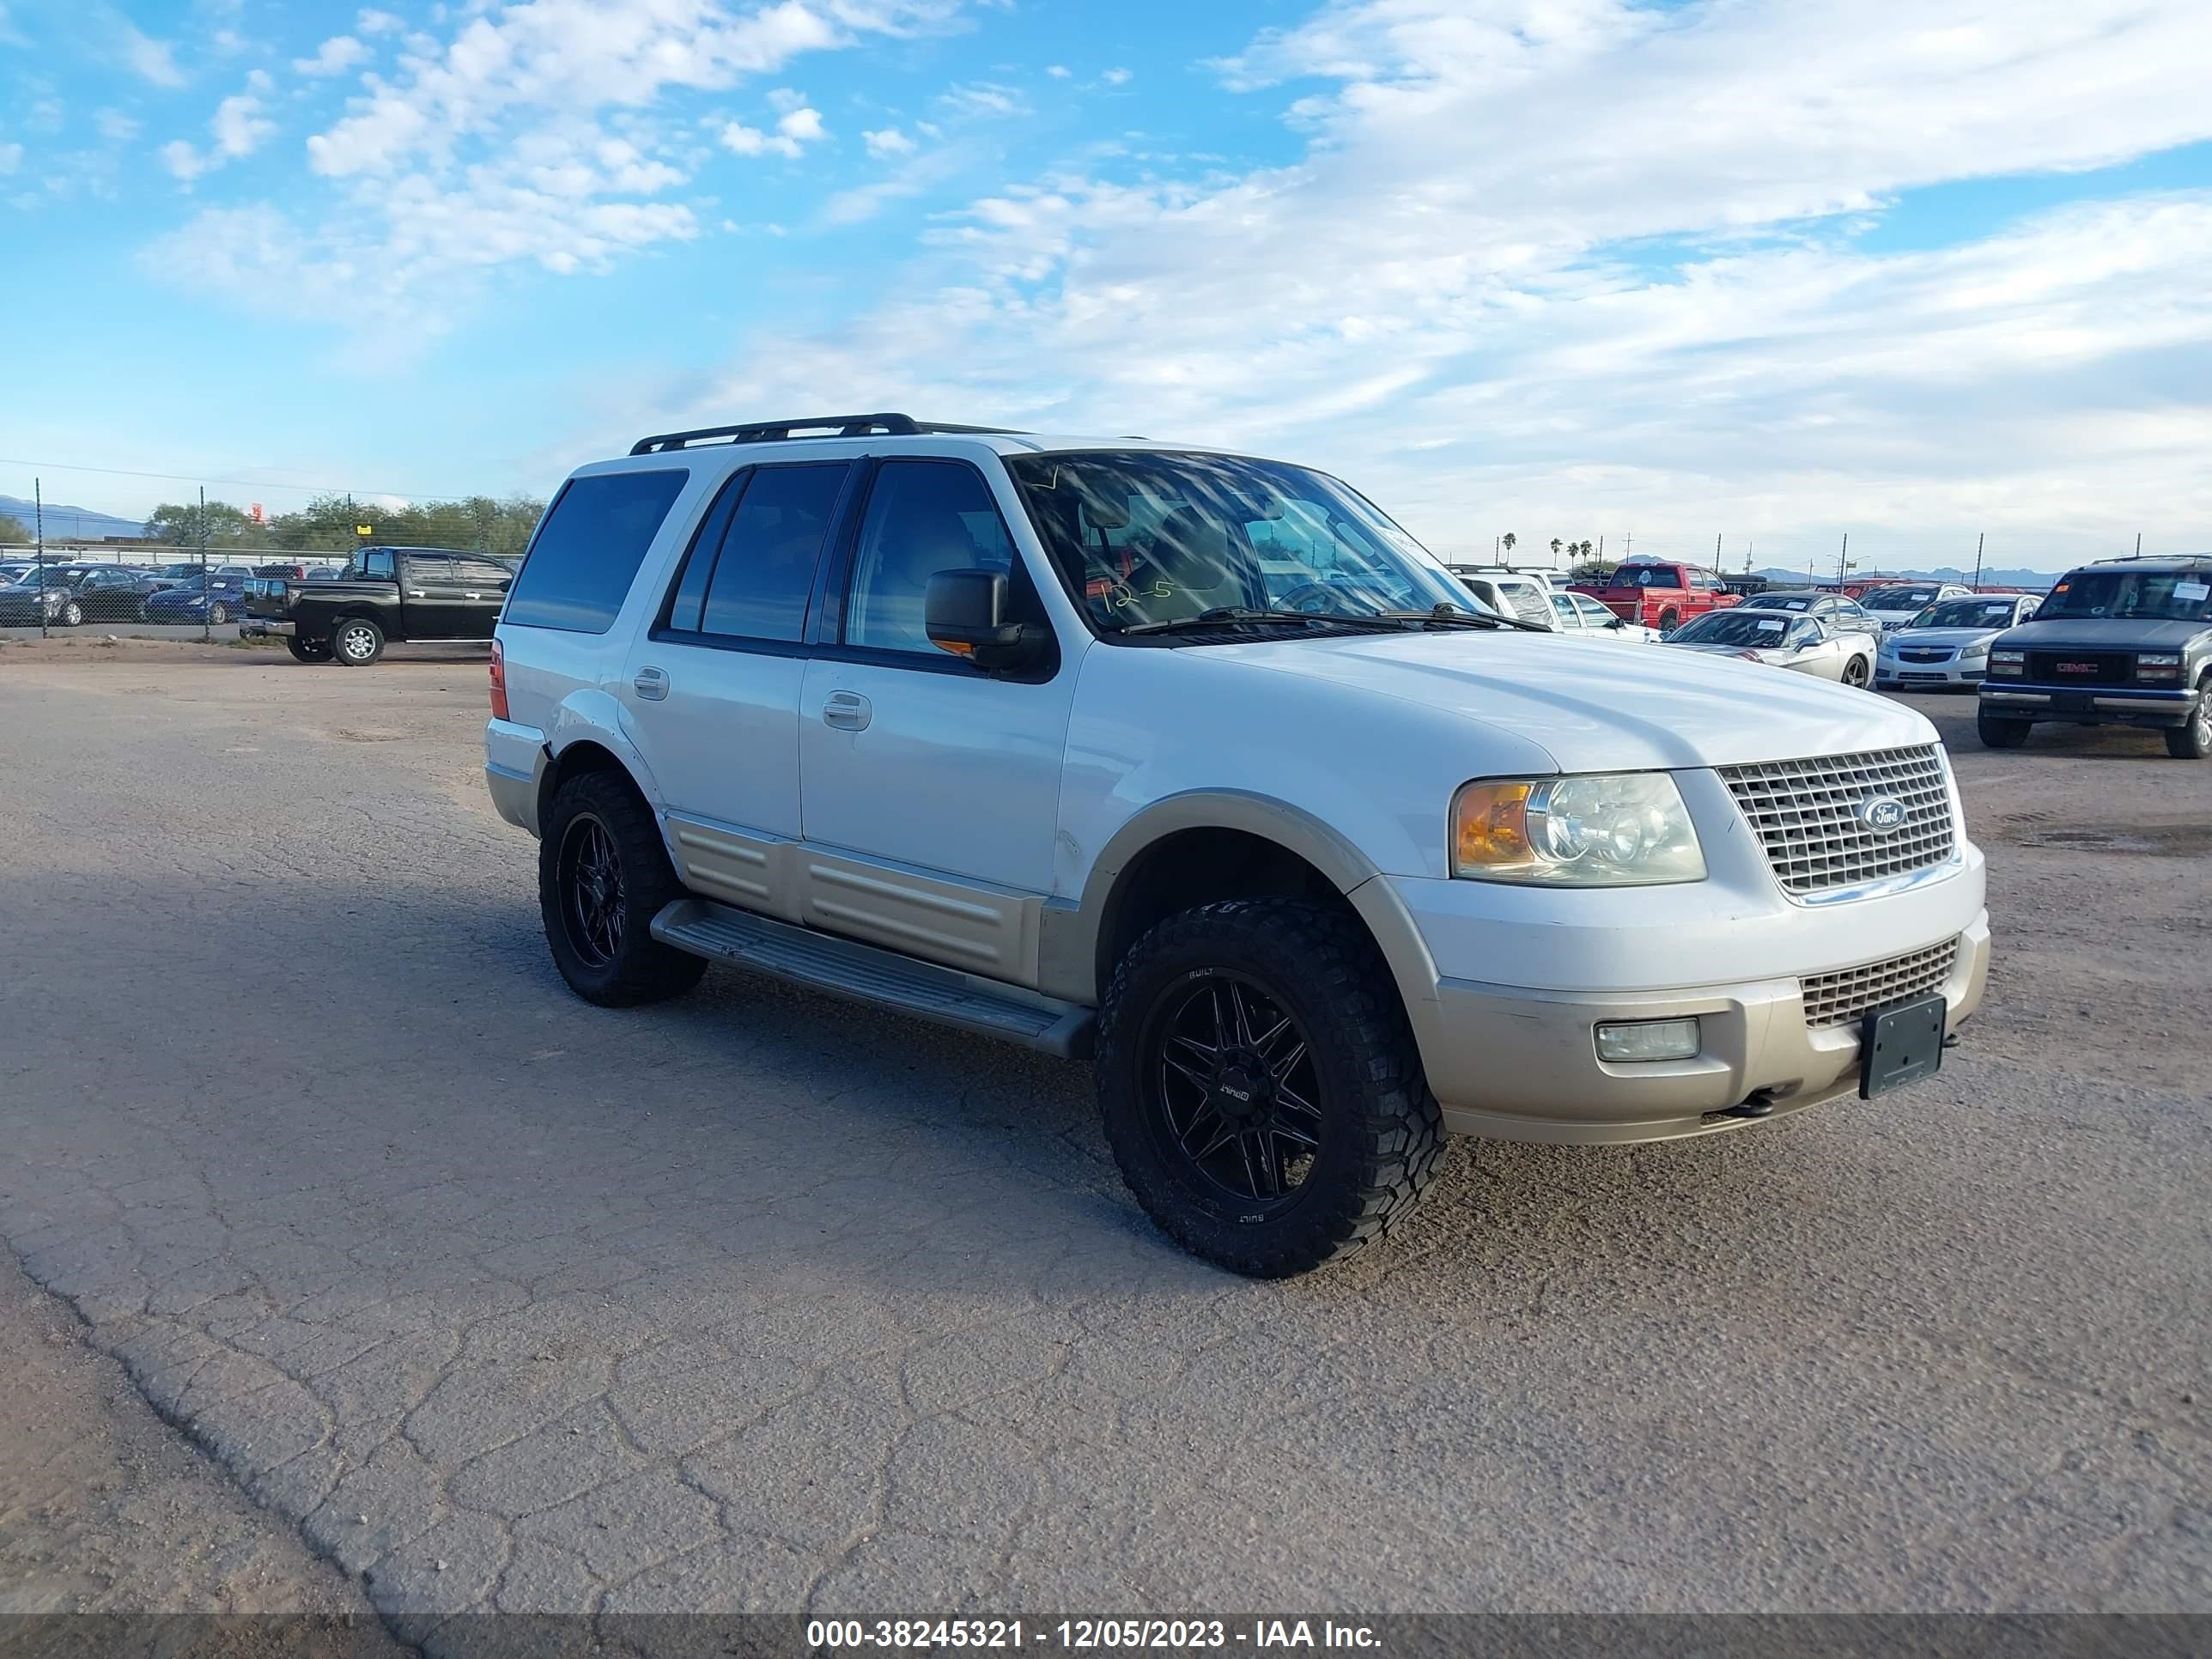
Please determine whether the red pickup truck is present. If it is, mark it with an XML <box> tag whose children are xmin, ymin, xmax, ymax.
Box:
<box><xmin>1573</xmin><ymin>561</ymin><xmax>1740</xmax><ymax>633</ymax></box>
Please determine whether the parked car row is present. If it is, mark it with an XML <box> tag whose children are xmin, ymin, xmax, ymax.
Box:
<box><xmin>0</xmin><ymin>558</ymin><xmax>371</xmax><ymax>627</ymax></box>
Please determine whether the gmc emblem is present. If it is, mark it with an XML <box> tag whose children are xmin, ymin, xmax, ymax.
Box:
<box><xmin>2055</xmin><ymin>661</ymin><xmax>2096</xmax><ymax>674</ymax></box>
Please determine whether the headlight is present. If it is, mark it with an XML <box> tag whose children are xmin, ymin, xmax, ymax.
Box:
<box><xmin>1451</xmin><ymin>773</ymin><xmax>1707</xmax><ymax>886</ymax></box>
<box><xmin>1957</xmin><ymin>641</ymin><xmax>1990</xmax><ymax>659</ymax></box>
<box><xmin>2138</xmin><ymin>651</ymin><xmax>2182</xmax><ymax>681</ymax></box>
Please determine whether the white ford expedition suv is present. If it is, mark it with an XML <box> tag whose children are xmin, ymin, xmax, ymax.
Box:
<box><xmin>486</xmin><ymin>414</ymin><xmax>1990</xmax><ymax>1276</ymax></box>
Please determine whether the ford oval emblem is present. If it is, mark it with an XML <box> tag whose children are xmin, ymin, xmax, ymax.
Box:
<box><xmin>1857</xmin><ymin>794</ymin><xmax>1908</xmax><ymax>834</ymax></box>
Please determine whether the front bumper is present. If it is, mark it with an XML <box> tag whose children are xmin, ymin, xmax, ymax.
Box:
<box><xmin>1979</xmin><ymin>682</ymin><xmax>2199</xmax><ymax>729</ymax></box>
<box><xmin>238</xmin><ymin>619</ymin><xmax>295</xmax><ymax>638</ymax></box>
<box><xmin>1878</xmin><ymin>656</ymin><xmax>1985</xmax><ymax>688</ymax></box>
<box><xmin>1411</xmin><ymin>913</ymin><xmax>1990</xmax><ymax>1143</ymax></box>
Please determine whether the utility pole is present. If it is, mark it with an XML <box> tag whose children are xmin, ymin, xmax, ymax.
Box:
<box><xmin>1972</xmin><ymin>532</ymin><xmax>1984</xmax><ymax>591</ymax></box>
<box><xmin>1836</xmin><ymin>532</ymin><xmax>1850</xmax><ymax>585</ymax></box>
<box><xmin>2135</xmin><ymin>532</ymin><xmax>2142</xmax><ymax>557</ymax></box>
<box><xmin>1714</xmin><ymin>532</ymin><xmax>1722</xmax><ymax>566</ymax></box>
<box><xmin>198</xmin><ymin>486</ymin><xmax>210</xmax><ymax>642</ymax></box>
<box><xmin>1624</xmin><ymin>531</ymin><xmax>1632</xmax><ymax>560</ymax></box>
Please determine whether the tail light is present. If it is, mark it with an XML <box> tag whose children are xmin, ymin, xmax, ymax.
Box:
<box><xmin>489</xmin><ymin>638</ymin><xmax>509</xmax><ymax>720</ymax></box>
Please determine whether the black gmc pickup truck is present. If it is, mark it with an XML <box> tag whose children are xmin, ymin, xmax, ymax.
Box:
<box><xmin>241</xmin><ymin>546</ymin><xmax>514</xmax><ymax>664</ymax></box>
<box><xmin>1978</xmin><ymin>554</ymin><xmax>2212</xmax><ymax>758</ymax></box>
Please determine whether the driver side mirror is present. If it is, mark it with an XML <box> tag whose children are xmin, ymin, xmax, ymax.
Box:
<box><xmin>926</xmin><ymin>569</ymin><xmax>1045</xmax><ymax>673</ymax></box>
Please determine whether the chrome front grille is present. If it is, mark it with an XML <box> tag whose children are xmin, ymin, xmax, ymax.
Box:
<box><xmin>1800</xmin><ymin>938</ymin><xmax>1960</xmax><ymax>1029</ymax></box>
<box><xmin>1717</xmin><ymin>744</ymin><xmax>1956</xmax><ymax>896</ymax></box>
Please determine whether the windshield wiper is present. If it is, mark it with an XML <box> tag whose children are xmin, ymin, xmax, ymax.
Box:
<box><xmin>1121</xmin><ymin>608</ymin><xmax>1399</xmax><ymax>636</ymax></box>
<box><xmin>1368</xmin><ymin>605</ymin><xmax>1549</xmax><ymax>633</ymax></box>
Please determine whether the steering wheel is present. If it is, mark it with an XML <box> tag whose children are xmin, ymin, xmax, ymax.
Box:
<box><xmin>1273</xmin><ymin>581</ymin><xmax>1340</xmax><ymax>616</ymax></box>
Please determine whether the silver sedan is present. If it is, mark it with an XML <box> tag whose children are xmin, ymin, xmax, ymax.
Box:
<box><xmin>1661</xmin><ymin>605</ymin><xmax>1877</xmax><ymax>686</ymax></box>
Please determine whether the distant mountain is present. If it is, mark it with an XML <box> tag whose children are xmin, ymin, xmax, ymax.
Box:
<box><xmin>0</xmin><ymin>494</ymin><xmax>144</xmax><ymax>542</ymax></box>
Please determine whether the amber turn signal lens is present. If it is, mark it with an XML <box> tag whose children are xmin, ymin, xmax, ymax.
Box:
<box><xmin>1452</xmin><ymin>781</ymin><xmax>1533</xmax><ymax>872</ymax></box>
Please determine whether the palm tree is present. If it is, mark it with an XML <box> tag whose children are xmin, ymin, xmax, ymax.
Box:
<box><xmin>1502</xmin><ymin>532</ymin><xmax>1516</xmax><ymax>557</ymax></box>
<box><xmin>1550</xmin><ymin>538</ymin><xmax>1563</xmax><ymax>559</ymax></box>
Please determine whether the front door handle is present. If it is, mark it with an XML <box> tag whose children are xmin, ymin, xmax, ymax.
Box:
<box><xmin>823</xmin><ymin>690</ymin><xmax>872</xmax><ymax>731</ymax></box>
<box><xmin>464</xmin><ymin>591</ymin><xmax>483</xmax><ymax>599</ymax></box>
<box><xmin>634</xmin><ymin>665</ymin><xmax>669</xmax><ymax>702</ymax></box>
<box><xmin>407</xmin><ymin>589</ymin><xmax>427</xmax><ymax>598</ymax></box>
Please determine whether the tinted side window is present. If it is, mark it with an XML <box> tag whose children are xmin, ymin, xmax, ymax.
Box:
<box><xmin>506</xmin><ymin>470</ymin><xmax>688</xmax><ymax>634</ymax></box>
<box><xmin>404</xmin><ymin>555</ymin><xmax>456</xmax><ymax>583</ymax></box>
<box><xmin>846</xmin><ymin>461</ymin><xmax>1018</xmax><ymax>654</ymax></box>
<box><xmin>697</xmin><ymin>464</ymin><xmax>848</xmax><ymax>641</ymax></box>
<box><xmin>362</xmin><ymin>550</ymin><xmax>395</xmax><ymax>580</ymax></box>
<box><xmin>456</xmin><ymin>559</ymin><xmax>512</xmax><ymax>586</ymax></box>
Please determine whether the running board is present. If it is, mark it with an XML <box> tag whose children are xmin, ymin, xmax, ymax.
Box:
<box><xmin>650</xmin><ymin>898</ymin><xmax>1095</xmax><ymax>1060</ymax></box>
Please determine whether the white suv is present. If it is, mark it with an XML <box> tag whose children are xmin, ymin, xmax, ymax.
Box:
<box><xmin>486</xmin><ymin>415</ymin><xmax>1990</xmax><ymax>1276</ymax></box>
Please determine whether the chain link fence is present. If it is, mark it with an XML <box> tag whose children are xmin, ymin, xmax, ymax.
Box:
<box><xmin>0</xmin><ymin>543</ymin><xmax>356</xmax><ymax>641</ymax></box>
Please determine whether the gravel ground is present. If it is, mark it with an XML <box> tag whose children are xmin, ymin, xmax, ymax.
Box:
<box><xmin>0</xmin><ymin>639</ymin><xmax>2205</xmax><ymax>1650</ymax></box>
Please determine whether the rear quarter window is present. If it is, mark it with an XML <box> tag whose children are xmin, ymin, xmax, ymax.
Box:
<box><xmin>506</xmin><ymin>469</ymin><xmax>689</xmax><ymax>634</ymax></box>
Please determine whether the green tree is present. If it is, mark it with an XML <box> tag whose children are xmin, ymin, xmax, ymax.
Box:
<box><xmin>0</xmin><ymin>513</ymin><xmax>28</xmax><ymax>545</ymax></box>
<box><xmin>1501</xmin><ymin>532</ymin><xmax>1516</xmax><ymax>556</ymax></box>
<box><xmin>143</xmin><ymin>500</ymin><xmax>270</xmax><ymax>550</ymax></box>
<box><xmin>1549</xmin><ymin>537</ymin><xmax>1563</xmax><ymax>559</ymax></box>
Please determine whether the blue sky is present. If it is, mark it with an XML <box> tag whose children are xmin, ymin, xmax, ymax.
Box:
<box><xmin>3</xmin><ymin>0</ymin><xmax>2209</xmax><ymax>570</ymax></box>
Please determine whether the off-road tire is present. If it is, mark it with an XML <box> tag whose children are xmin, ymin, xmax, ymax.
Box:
<box><xmin>1978</xmin><ymin>710</ymin><xmax>2031</xmax><ymax>749</ymax></box>
<box><xmin>332</xmin><ymin>617</ymin><xmax>384</xmax><ymax>665</ymax></box>
<box><xmin>1657</xmin><ymin>608</ymin><xmax>1680</xmax><ymax>633</ymax></box>
<box><xmin>2165</xmin><ymin>685</ymin><xmax>2211</xmax><ymax>759</ymax></box>
<box><xmin>1096</xmin><ymin>897</ymin><xmax>1443</xmax><ymax>1278</ymax></box>
<box><xmin>285</xmin><ymin>635</ymin><xmax>334</xmax><ymax>663</ymax></box>
<box><xmin>538</xmin><ymin>771</ymin><xmax>708</xmax><ymax>1007</ymax></box>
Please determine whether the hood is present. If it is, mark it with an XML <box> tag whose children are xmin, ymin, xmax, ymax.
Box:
<box><xmin>1203</xmin><ymin>629</ymin><xmax>1935</xmax><ymax>772</ymax></box>
<box><xmin>1997</xmin><ymin>617</ymin><xmax>2209</xmax><ymax>651</ymax></box>
<box><xmin>1882</xmin><ymin>627</ymin><xmax>1999</xmax><ymax>651</ymax></box>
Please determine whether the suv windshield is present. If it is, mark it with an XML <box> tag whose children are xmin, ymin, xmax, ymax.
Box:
<box><xmin>2035</xmin><ymin>569</ymin><xmax>2212</xmax><ymax>624</ymax></box>
<box><xmin>1671</xmin><ymin>611</ymin><xmax>1796</xmax><ymax>647</ymax></box>
<box><xmin>1004</xmin><ymin>451</ymin><xmax>1469</xmax><ymax>635</ymax></box>
<box><xmin>1916</xmin><ymin>598</ymin><xmax>2021</xmax><ymax>629</ymax></box>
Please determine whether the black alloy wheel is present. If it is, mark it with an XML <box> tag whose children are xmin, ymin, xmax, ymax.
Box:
<box><xmin>557</xmin><ymin>813</ymin><xmax>625</xmax><ymax>969</ymax></box>
<box><xmin>1141</xmin><ymin>972</ymin><xmax>1323</xmax><ymax>1210</ymax></box>
<box><xmin>1842</xmin><ymin>655</ymin><xmax>1871</xmax><ymax>687</ymax></box>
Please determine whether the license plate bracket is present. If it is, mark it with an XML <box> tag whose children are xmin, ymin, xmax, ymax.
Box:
<box><xmin>1860</xmin><ymin>993</ymin><xmax>1948</xmax><ymax>1099</ymax></box>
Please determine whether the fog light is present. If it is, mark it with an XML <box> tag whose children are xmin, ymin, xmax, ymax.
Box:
<box><xmin>1595</xmin><ymin>1017</ymin><xmax>1701</xmax><ymax>1063</ymax></box>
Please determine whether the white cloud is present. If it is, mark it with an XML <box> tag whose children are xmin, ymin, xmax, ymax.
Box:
<box><xmin>1044</xmin><ymin>64</ymin><xmax>1070</xmax><ymax>80</ymax></box>
<box><xmin>934</xmin><ymin>81</ymin><xmax>1028</xmax><ymax>119</ymax></box>
<box><xmin>160</xmin><ymin>138</ymin><xmax>206</xmax><ymax>181</ymax></box>
<box><xmin>159</xmin><ymin>77</ymin><xmax>277</xmax><ymax>186</ymax></box>
<box><xmin>356</xmin><ymin>8</ymin><xmax>403</xmax><ymax>33</ymax></box>
<box><xmin>862</xmin><ymin>126</ymin><xmax>915</xmax><ymax>158</ymax></box>
<box><xmin>210</xmin><ymin>90</ymin><xmax>274</xmax><ymax>160</ymax></box>
<box><xmin>94</xmin><ymin>108</ymin><xmax>142</xmax><ymax>143</ymax></box>
<box><xmin>650</xmin><ymin>0</ymin><xmax>2212</xmax><ymax>567</ymax></box>
<box><xmin>118</xmin><ymin>22</ymin><xmax>185</xmax><ymax>88</ymax></box>
<box><xmin>307</xmin><ymin>0</ymin><xmax>958</xmax><ymax>178</ymax></box>
<box><xmin>295</xmin><ymin>36</ymin><xmax>371</xmax><ymax>77</ymax></box>
<box><xmin>1100</xmin><ymin>66</ymin><xmax>1130</xmax><ymax>86</ymax></box>
<box><xmin>0</xmin><ymin>143</ymin><xmax>21</xmax><ymax>175</ymax></box>
<box><xmin>721</xmin><ymin>103</ymin><xmax>826</xmax><ymax>159</ymax></box>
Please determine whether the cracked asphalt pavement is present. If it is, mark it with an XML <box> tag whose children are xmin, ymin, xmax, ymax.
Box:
<box><xmin>1</xmin><ymin>641</ymin><xmax>2207</xmax><ymax>1648</ymax></box>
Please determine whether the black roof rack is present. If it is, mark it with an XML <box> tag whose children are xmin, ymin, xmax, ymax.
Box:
<box><xmin>629</xmin><ymin>413</ymin><xmax>1024</xmax><ymax>455</ymax></box>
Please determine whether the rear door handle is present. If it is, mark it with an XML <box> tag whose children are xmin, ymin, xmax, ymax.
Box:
<box><xmin>407</xmin><ymin>589</ymin><xmax>427</xmax><ymax>598</ymax></box>
<box><xmin>634</xmin><ymin>665</ymin><xmax>669</xmax><ymax>702</ymax></box>
<box><xmin>823</xmin><ymin>690</ymin><xmax>871</xmax><ymax>731</ymax></box>
<box><xmin>464</xmin><ymin>591</ymin><xmax>483</xmax><ymax>599</ymax></box>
